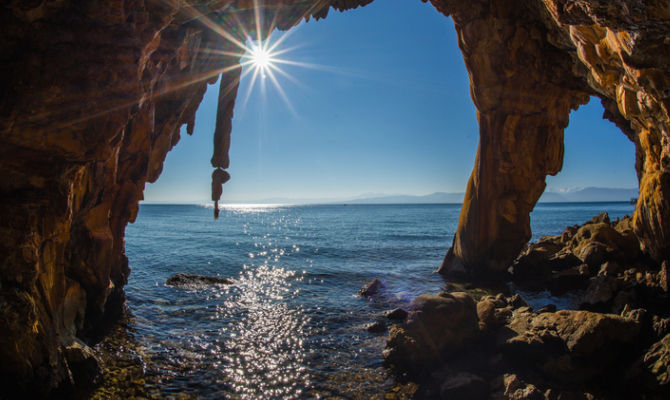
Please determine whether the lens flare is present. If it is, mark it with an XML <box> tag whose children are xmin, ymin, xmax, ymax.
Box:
<box><xmin>249</xmin><ymin>44</ymin><xmax>272</xmax><ymax>71</ymax></box>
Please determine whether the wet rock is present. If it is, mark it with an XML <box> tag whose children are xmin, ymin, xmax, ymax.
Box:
<box><xmin>440</xmin><ymin>372</ymin><xmax>488</xmax><ymax>400</ymax></box>
<box><xmin>63</xmin><ymin>339</ymin><xmax>101</xmax><ymax>387</ymax></box>
<box><xmin>358</xmin><ymin>278</ymin><xmax>382</xmax><ymax>297</ymax></box>
<box><xmin>165</xmin><ymin>273</ymin><xmax>233</xmax><ymax>287</ymax></box>
<box><xmin>384</xmin><ymin>292</ymin><xmax>478</xmax><ymax>374</ymax></box>
<box><xmin>365</xmin><ymin>320</ymin><xmax>387</xmax><ymax>333</ymax></box>
<box><xmin>385</xmin><ymin>307</ymin><xmax>408</xmax><ymax>321</ymax></box>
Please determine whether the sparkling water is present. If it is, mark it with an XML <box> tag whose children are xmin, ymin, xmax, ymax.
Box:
<box><xmin>104</xmin><ymin>202</ymin><xmax>634</xmax><ymax>398</ymax></box>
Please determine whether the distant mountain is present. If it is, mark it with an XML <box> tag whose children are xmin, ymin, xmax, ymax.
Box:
<box><xmin>203</xmin><ymin>187</ymin><xmax>638</xmax><ymax>205</ymax></box>
<box><xmin>539</xmin><ymin>187</ymin><xmax>638</xmax><ymax>202</ymax></box>
<box><xmin>343</xmin><ymin>192</ymin><xmax>464</xmax><ymax>204</ymax></box>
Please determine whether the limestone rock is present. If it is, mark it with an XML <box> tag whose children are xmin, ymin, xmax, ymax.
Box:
<box><xmin>383</xmin><ymin>292</ymin><xmax>478</xmax><ymax>374</ymax></box>
<box><xmin>501</xmin><ymin>310</ymin><xmax>641</xmax><ymax>382</ymax></box>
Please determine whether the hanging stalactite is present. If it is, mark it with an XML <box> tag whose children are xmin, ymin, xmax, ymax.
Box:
<box><xmin>210</xmin><ymin>56</ymin><xmax>242</xmax><ymax>218</ymax></box>
<box><xmin>211</xmin><ymin>167</ymin><xmax>231</xmax><ymax>219</ymax></box>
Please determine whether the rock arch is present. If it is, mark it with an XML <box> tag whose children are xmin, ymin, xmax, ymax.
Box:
<box><xmin>0</xmin><ymin>0</ymin><xmax>668</xmax><ymax>394</ymax></box>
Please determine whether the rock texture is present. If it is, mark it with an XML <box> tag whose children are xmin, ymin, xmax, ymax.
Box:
<box><xmin>0</xmin><ymin>0</ymin><xmax>371</xmax><ymax>395</ymax></box>
<box><xmin>384</xmin><ymin>290</ymin><xmax>670</xmax><ymax>399</ymax></box>
<box><xmin>436</xmin><ymin>0</ymin><xmax>670</xmax><ymax>277</ymax></box>
<box><xmin>1</xmin><ymin>0</ymin><xmax>669</xmax><ymax>396</ymax></box>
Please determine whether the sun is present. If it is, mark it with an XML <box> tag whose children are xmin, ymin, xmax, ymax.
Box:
<box><xmin>249</xmin><ymin>44</ymin><xmax>273</xmax><ymax>71</ymax></box>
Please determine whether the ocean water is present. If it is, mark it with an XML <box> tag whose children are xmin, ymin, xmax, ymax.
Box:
<box><xmin>102</xmin><ymin>202</ymin><xmax>634</xmax><ymax>399</ymax></box>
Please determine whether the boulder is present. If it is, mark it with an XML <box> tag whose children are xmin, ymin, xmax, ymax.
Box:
<box><xmin>383</xmin><ymin>292</ymin><xmax>478</xmax><ymax>374</ymax></box>
<box><xmin>385</xmin><ymin>307</ymin><xmax>408</xmax><ymax>321</ymax></box>
<box><xmin>63</xmin><ymin>339</ymin><xmax>101</xmax><ymax>387</ymax></box>
<box><xmin>501</xmin><ymin>310</ymin><xmax>641</xmax><ymax>382</ymax></box>
<box><xmin>165</xmin><ymin>273</ymin><xmax>233</xmax><ymax>287</ymax></box>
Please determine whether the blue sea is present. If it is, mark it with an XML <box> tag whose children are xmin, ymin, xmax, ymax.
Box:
<box><xmin>109</xmin><ymin>202</ymin><xmax>634</xmax><ymax>399</ymax></box>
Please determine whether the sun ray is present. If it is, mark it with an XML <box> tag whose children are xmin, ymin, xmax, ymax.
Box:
<box><xmin>267</xmin><ymin>63</ymin><xmax>308</xmax><ymax>91</ymax></box>
<box><xmin>265</xmin><ymin>67</ymin><xmax>298</xmax><ymax>117</ymax></box>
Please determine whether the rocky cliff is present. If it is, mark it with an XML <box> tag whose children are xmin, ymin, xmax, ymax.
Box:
<box><xmin>0</xmin><ymin>0</ymin><xmax>668</xmax><ymax>396</ymax></box>
<box><xmin>437</xmin><ymin>0</ymin><xmax>670</xmax><ymax>277</ymax></box>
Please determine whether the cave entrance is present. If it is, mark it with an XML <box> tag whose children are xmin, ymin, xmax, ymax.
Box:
<box><xmin>144</xmin><ymin>0</ymin><xmax>478</xmax><ymax>206</ymax></box>
<box><xmin>115</xmin><ymin>1</ymin><xmax>642</xmax><ymax>398</ymax></box>
<box><xmin>530</xmin><ymin>96</ymin><xmax>639</xmax><ymax>240</ymax></box>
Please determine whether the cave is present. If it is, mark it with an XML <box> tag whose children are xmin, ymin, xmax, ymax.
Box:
<box><xmin>1</xmin><ymin>0</ymin><xmax>669</xmax><ymax>397</ymax></box>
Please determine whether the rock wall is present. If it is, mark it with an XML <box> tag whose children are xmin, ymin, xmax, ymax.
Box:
<box><xmin>0</xmin><ymin>0</ymin><xmax>668</xmax><ymax>395</ymax></box>
<box><xmin>435</xmin><ymin>0</ymin><xmax>670</xmax><ymax>277</ymax></box>
<box><xmin>0</xmin><ymin>0</ymin><xmax>370</xmax><ymax>395</ymax></box>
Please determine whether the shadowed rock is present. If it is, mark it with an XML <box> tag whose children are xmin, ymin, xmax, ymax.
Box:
<box><xmin>385</xmin><ymin>307</ymin><xmax>408</xmax><ymax>321</ymax></box>
<box><xmin>166</xmin><ymin>273</ymin><xmax>233</xmax><ymax>287</ymax></box>
<box><xmin>383</xmin><ymin>292</ymin><xmax>478</xmax><ymax>374</ymax></box>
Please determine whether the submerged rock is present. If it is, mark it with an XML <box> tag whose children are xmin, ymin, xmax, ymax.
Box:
<box><xmin>358</xmin><ymin>278</ymin><xmax>382</xmax><ymax>297</ymax></box>
<box><xmin>165</xmin><ymin>273</ymin><xmax>233</xmax><ymax>287</ymax></box>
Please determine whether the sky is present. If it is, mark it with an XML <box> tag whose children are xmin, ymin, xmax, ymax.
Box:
<box><xmin>143</xmin><ymin>0</ymin><xmax>638</xmax><ymax>204</ymax></box>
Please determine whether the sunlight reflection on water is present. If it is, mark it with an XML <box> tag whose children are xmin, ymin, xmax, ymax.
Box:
<box><xmin>220</xmin><ymin>265</ymin><xmax>310</xmax><ymax>399</ymax></box>
<box><xmin>94</xmin><ymin>203</ymin><xmax>633</xmax><ymax>398</ymax></box>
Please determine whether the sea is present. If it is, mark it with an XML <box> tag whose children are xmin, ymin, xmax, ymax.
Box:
<box><xmin>93</xmin><ymin>202</ymin><xmax>635</xmax><ymax>399</ymax></box>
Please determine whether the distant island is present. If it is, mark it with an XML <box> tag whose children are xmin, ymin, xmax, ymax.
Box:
<box><xmin>187</xmin><ymin>187</ymin><xmax>638</xmax><ymax>205</ymax></box>
<box><xmin>337</xmin><ymin>187</ymin><xmax>638</xmax><ymax>204</ymax></box>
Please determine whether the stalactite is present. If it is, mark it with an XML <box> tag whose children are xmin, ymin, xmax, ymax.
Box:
<box><xmin>210</xmin><ymin>64</ymin><xmax>242</xmax><ymax>218</ymax></box>
<box><xmin>211</xmin><ymin>167</ymin><xmax>230</xmax><ymax>219</ymax></box>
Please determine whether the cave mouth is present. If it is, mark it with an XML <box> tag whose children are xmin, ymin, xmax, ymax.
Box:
<box><xmin>117</xmin><ymin>3</ymin><xmax>636</xmax><ymax>398</ymax></box>
<box><xmin>3</xmin><ymin>0</ymin><xmax>670</xmax><ymax>397</ymax></box>
<box><xmin>145</xmin><ymin>0</ymin><xmax>479</xmax><ymax>211</ymax></box>
<box><xmin>107</xmin><ymin>2</ymin><xmax>481</xmax><ymax>398</ymax></box>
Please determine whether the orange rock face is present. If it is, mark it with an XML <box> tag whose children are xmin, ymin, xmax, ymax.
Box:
<box><xmin>435</xmin><ymin>0</ymin><xmax>670</xmax><ymax>277</ymax></box>
<box><xmin>0</xmin><ymin>0</ymin><xmax>668</xmax><ymax>394</ymax></box>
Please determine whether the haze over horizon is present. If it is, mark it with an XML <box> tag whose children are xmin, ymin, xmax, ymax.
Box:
<box><xmin>143</xmin><ymin>1</ymin><xmax>638</xmax><ymax>204</ymax></box>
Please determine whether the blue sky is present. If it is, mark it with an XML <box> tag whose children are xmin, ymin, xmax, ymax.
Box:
<box><xmin>144</xmin><ymin>1</ymin><xmax>637</xmax><ymax>203</ymax></box>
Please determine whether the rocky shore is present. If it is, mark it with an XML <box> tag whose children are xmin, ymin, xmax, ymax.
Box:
<box><xmin>381</xmin><ymin>213</ymin><xmax>670</xmax><ymax>399</ymax></box>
